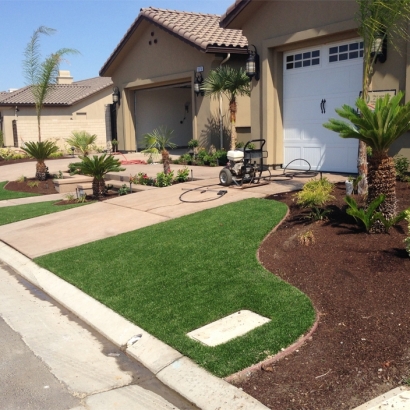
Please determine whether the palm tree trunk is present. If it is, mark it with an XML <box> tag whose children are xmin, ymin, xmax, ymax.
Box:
<box><xmin>367</xmin><ymin>152</ymin><xmax>396</xmax><ymax>233</ymax></box>
<box><xmin>92</xmin><ymin>178</ymin><xmax>106</xmax><ymax>199</ymax></box>
<box><xmin>162</xmin><ymin>149</ymin><xmax>171</xmax><ymax>174</ymax></box>
<box><xmin>35</xmin><ymin>160</ymin><xmax>48</xmax><ymax>181</ymax></box>
<box><xmin>229</xmin><ymin>99</ymin><xmax>237</xmax><ymax>150</ymax></box>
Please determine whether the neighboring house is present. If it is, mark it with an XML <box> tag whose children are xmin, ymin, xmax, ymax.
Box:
<box><xmin>221</xmin><ymin>0</ymin><xmax>410</xmax><ymax>173</ymax></box>
<box><xmin>99</xmin><ymin>7</ymin><xmax>251</xmax><ymax>152</ymax></box>
<box><xmin>0</xmin><ymin>71</ymin><xmax>113</xmax><ymax>150</ymax></box>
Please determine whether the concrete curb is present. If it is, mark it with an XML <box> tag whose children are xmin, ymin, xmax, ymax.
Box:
<box><xmin>0</xmin><ymin>241</ymin><xmax>269</xmax><ymax>410</ymax></box>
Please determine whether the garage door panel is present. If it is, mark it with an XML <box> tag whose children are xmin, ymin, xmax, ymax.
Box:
<box><xmin>284</xmin><ymin>70</ymin><xmax>326</xmax><ymax>98</ymax></box>
<box><xmin>283</xmin><ymin>39</ymin><xmax>362</xmax><ymax>173</ymax></box>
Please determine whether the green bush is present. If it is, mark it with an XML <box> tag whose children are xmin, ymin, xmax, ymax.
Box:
<box><xmin>294</xmin><ymin>178</ymin><xmax>335</xmax><ymax>220</ymax></box>
<box><xmin>176</xmin><ymin>167</ymin><xmax>190</xmax><ymax>182</ymax></box>
<box><xmin>0</xmin><ymin>130</ymin><xmax>4</xmax><ymax>148</ymax></box>
<box><xmin>155</xmin><ymin>171</ymin><xmax>174</xmax><ymax>187</ymax></box>
<box><xmin>394</xmin><ymin>155</ymin><xmax>410</xmax><ymax>182</ymax></box>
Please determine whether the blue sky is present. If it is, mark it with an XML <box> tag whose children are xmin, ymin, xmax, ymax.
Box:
<box><xmin>0</xmin><ymin>0</ymin><xmax>235</xmax><ymax>91</ymax></box>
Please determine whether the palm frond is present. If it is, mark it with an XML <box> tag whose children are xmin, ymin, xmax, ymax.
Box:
<box><xmin>21</xmin><ymin>140</ymin><xmax>59</xmax><ymax>160</ymax></box>
<box><xmin>324</xmin><ymin>91</ymin><xmax>410</xmax><ymax>155</ymax></box>
<box><xmin>71</xmin><ymin>154</ymin><xmax>125</xmax><ymax>180</ymax></box>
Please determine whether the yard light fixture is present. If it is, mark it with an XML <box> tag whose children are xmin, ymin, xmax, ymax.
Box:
<box><xmin>371</xmin><ymin>33</ymin><xmax>387</xmax><ymax>63</ymax></box>
<box><xmin>246</xmin><ymin>44</ymin><xmax>260</xmax><ymax>81</ymax></box>
<box><xmin>194</xmin><ymin>72</ymin><xmax>204</xmax><ymax>97</ymax></box>
<box><xmin>112</xmin><ymin>86</ymin><xmax>120</xmax><ymax>105</ymax></box>
<box><xmin>70</xmin><ymin>146</ymin><xmax>75</xmax><ymax>157</ymax></box>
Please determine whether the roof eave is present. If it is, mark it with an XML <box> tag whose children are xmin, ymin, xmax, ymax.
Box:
<box><xmin>220</xmin><ymin>0</ymin><xmax>252</xmax><ymax>28</ymax></box>
<box><xmin>206</xmin><ymin>46</ymin><xmax>248</xmax><ymax>54</ymax></box>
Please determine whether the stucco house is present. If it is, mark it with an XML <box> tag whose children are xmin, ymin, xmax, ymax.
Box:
<box><xmin>99</xmin><ymin>7</ymin><xmax>251</xmax><ymax>152</ymax></box>
<box><xmin>0</xmin><ymin>71</ymin><xmax>113</xmax><ymax>150</ymax></box>
<box><xmin>221</xmin><ymin>0</ymin><xmax>410</xmax><ymax>173</ymax></box>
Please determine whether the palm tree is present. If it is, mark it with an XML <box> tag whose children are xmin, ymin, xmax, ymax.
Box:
<box><xmin>201</xmin><ymin>66</ymin><xmax>250</xmax><ymax>150</ymax></box>
<box><xmin>65</xmin><ymin>131</ymin><xmax>97</xmax><ymax>156</ymax></box>
<box><xmin>21</xmin><ymin>140</ymin><xmax>59</xmax><ymax>181</ymax></box>
<box><xmin>142</xmin><ymin>126</ymin><xmax>177</xmax><ymax>174</ymax></box>
<box><xmin>23</xmin><ymin>26</ymin><xmax>79</xmax><ymax>142</ymax></box>
<box><xmin>71</xmin><ymin>154</ymin><xmax>125</xmax><ymax>199</ymax></box>
<box><xmin>323</xmin><ymin>92</ymin><xmax>410</xmax><ymax>232</ymax></box>
<box><xmin>355</xmin><ymin>0</ymin><xmax>410</xmax><ymax>181</ymax></box>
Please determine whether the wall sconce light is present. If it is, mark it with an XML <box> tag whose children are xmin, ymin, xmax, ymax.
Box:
<box><xmin>112</xmin><ymin>86</ymin><xmax>120</xmax><ymax>105</ymax></box>
<box><xmin>246</xmin><ymin>44</ymin><xmax>260</xmax><ymax>81</ymax></box>
<box><xmin>194</xmin><ymin>72</ymin><xmax>204</xmax><ymax>97</ymax></box>
<box><xmin>371</xmin><ymin>33</ymin><xmax>387</xmax><ymax>63</ymax></box>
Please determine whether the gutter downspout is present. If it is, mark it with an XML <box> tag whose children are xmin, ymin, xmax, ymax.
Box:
<box><xmin>219</xmin><ymin>53</ymin><xmax>230</xmax><ymax>149</ymax></box>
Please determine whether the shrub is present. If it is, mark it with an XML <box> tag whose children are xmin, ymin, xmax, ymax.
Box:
<box><xmin>345</xmin><ymin>195</ymin><xmax>407</xmax><ymax>233</ymax></box>
<box><xmin>177</xmin><ymin>153</ymin><xmax>192</xmax><ymax>164</ymax></box>
<box><xmin>394</xmin><ymin>155</ymin><xmax>410</xmax><ymax>182</ymax></box>
<box><xmin>132</xmin><ymin>172</ymin><xmax>155</xmax><ymax>186</ymax></box>
<box><xmin>155</xmin><ymin>171</ymin><xmax>174</xmax><ymax>187</ymax></box>
<box><xmin>65</xmin><ymin>131</ymin><xmax>97</xmax><ymax>156</ymax></box>
<box><xmin>48</xmin><ymin>151</ymin><xmax>64</xmax><ymax>159</ymax></box>
<box><xmin>176</xmin><ymin>167</ymin><xmax>190</xmax><ymax>182</ymax></box>
<box><xmin>294</xmin><ymin>178</ymin><xmax>335</xmax><ymax>220</ymax></box>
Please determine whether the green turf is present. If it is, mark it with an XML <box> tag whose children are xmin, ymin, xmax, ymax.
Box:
<box><xmin>0</xmin><ymin>201</ymin><xmax>91</xmax><ymax>225</ymax></box>
<box><xmin>0</xmin><ymin>181</ymin><xmax>39</xmax><ymax>200</ymax></box>
<box><xmin>34</xmin><ymin>198</ymin><xmax>315</xmax><ymax>377</ymax></box>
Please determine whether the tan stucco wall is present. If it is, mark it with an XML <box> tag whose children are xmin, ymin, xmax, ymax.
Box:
<box><xmin>234</xmin><ymin>0</ymin><xmax>410</xmax><ymax>164</ymax></box>
<box><xmin>0</xmin><ymin>87</ymin><xmax>113</xmax><ymax>150</ymax></box>
<box><xmin>104</xmin><ymin>19</ymin><xmax>250</xmax><ymax>152</ymax></box>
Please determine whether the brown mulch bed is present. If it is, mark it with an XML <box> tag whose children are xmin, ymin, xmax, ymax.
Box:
<box><xmin>231</xmin><ymin>180</ymin><xmax>410</xmax><ymax>410</ymax></box>
<box><xmin>5</xmin><ymin>179</ymin><xmax>59</xmax><ymax>195</ymax></box>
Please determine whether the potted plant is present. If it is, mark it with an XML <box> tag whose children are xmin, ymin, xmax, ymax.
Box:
<box><xmin>111</xmin><ymin>139</ymin><xmax>118</xmax><ymax>153</ymax></box>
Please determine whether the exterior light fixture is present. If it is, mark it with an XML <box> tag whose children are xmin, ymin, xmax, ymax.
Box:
<box><xmin>194</xmin><ymin>72</ymin><xmax>204</xmax><ymax>97</ymax></box>
<box><xmin>246</xmin><ymin>44</ymin><xmax>260</xmax><ymax>81</ymax></box>
<box><xmin>112</xmin><ymin>86</ymin><xmax>120</xmax><ymax>105</ymax></box>
<box><xmin>371</xmin><ymin>33</ymin><xmax>387</xmax><ymax>63</ymax></box>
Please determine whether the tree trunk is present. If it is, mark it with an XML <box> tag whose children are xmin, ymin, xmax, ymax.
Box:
<box><xmin>229</xmin><ymin>99</ymin><xmax>237</xmax><ymax>150</ymax></box>
<box><xmin>162</xmin><ymin>150</ymin><xmax>171</xmax><ymax>174</ymax></box>
<box><xmin>367</xmin><ymin>152</ymin><xmax>397</xmax><ymax>233</ymax></box>
<box><xmin>92</xmin><ymin>178</ymin><xmax>106</xmax><ymax>199</ymax></box>
<box><xmin>35</xmin><ymin>160</ymin><xmax>48</xmax><ymax>181</ymax></box>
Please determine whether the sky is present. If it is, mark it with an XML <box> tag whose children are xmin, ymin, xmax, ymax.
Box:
<box><xmin>0</xmin><ymin>0</ymin><xmax>235</xmax><ymax>92</ymax></box>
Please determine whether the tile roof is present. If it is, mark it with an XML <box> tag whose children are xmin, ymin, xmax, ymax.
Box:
<box><xmin>0</xmin><ymin>77</ymin><xmax>112</xmax><ymax>106</ymax></box>
<box><xmin>100</xmin><ymin>7</ymin><xmax>248</xmax><ymax>75</ymax></box>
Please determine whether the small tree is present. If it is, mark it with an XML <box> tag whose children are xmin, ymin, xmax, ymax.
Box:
<box><xmin>65</xmin><ymin>131</ymin><xmax>97</xmax><ymax>156</ymax></box>
<box><xmin>21</xmin><ymin>140</ymin><xmax>59</xmax><ymax>181</ymax></box>
<box><xmin>201</xmin><ymin>66</ymin><xmax>250</xmax><ymax>150</ymax></box>
<box><xmin>355</xmin><ymin>0</ymin><xmax>410</xmax><ymax>181</ymax></box>
<box><xmin>71</xmin><ymin>154</ymin><xmax>125</xmax><ymax>199</ymax></box>
<box><xmin>23</xmin><ymin>26</ymin><xmax>79</xmax><ymax>142</ymax></box>
<box><xmin>324</xmin><ymin>92</ymin><xmax>410</xmax><ymax>232</ymax></box>
<box><xmin>142</xmin><ymin>126</ymin><xmax>177</xmax><ymax>174</ymax></box>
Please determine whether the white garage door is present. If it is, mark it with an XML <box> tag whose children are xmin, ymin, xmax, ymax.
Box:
<box><xmin>283</xmin><ymin>39</ymin><xmax>363</xmax><ymax>173</ymax></box>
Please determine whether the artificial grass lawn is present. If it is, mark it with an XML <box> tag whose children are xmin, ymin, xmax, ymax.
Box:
<box><xmin>0</xmin><ymin>201</ymin><xmax>90</xmax><ymax>226</ymax></box>
<box><xmin>0</xmin><ymin>181</ymin><xmax>39</xmax><ymax>200</ymax></box>
<box><xmin>35</xmin><ymin>198</ymin><xmax>315</xmax><ymax>377</ymax></box>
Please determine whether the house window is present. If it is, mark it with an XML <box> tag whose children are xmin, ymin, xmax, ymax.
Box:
<box><xmin>286</xmin><ymin>50</ymin><xmax>320</xmax><ymax>70</ymax></box>
<box><xmin>329</xmin><ymin>41</ymin><xmax>364</xmax><ymax>63</ymax></box>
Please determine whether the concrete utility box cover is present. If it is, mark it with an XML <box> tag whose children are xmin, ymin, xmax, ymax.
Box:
<box><xmin>187</xmin><ymin>310</ymin><xmax>271</xmax><ymax>347</ymax></box>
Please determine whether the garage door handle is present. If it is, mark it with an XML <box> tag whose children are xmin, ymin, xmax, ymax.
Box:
<box><xmin>320</xmin><ymin>99</ymin><xmax>326</xmax><ymax>114</ymax></box>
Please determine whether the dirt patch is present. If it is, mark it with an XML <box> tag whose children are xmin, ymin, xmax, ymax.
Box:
<box><xmin>230</xmin><ymin>181</ymin><xmax>410</xmax><ymax>409</ymax></box>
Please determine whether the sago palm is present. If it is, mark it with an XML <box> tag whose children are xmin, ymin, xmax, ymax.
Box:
<box><xmin>21</xmin><ymin>140</ymin><xmax>59</xmax><ymax>181</ymax></box>
<box><xmin>201</xmin><ymin>66</ymin><xmax>250</xmax><ymax>150</ymax></box>
<box><xmin>323</xmin><ymin>92</ymin><xmax>410</xmax><ymax>231</ymax></box>
<box><xmin>65</xmin><ymin>131</ymin><xmax>97</xmax><ymax>156</ymax></box>
<box><xmin>71</xmin><ymin>154</ymin><xmax>125</xmax><ymax>199</ymax></box>
<box><xmin>142</xmin><ymin>126</ymin><xmax>177</xmax><ymax>174</ymax></box>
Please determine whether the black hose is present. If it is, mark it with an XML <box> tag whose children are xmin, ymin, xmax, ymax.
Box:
<box><xmin>179</xmin><ymin>183</ymin><xmax>228</xmax><ymax>203</ymax></box>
